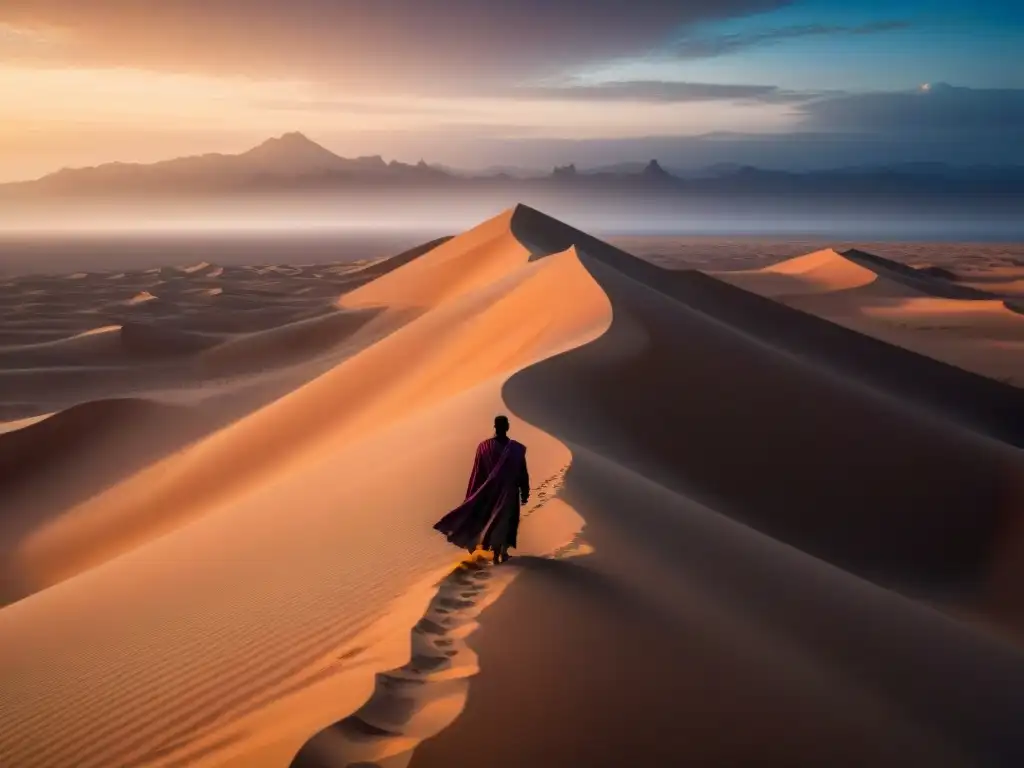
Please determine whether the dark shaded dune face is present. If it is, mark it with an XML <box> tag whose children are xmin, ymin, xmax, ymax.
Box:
<box><xmin>0</xmin><ymin>328</ymin><xmax>123</xmax><ymax>366</ymax></box>
<box><xmin>0</xmin><ymin>398</ymin><xmax>188</xmax><ymax>496</ymax></box>
<box><xmin>0</xmin><ymin>397</ymin><xmax>235</xmax><ymax>606</ymax></box>
<box><xmin>841</xmin><ymin>249</ymin><xmax>997</xmax><ymax>301</ymax></box>
<box><xmin>118</xmin><ymin>322</ymin><xmax>218</xmax><ymax>358</ymax></box>
<box><xmin>918</xmin><ymin>265</ymin><xmax>960</xmax><ymax>280</ymax></box>
<box><xmin>511</xmin><ymin>206</ymin><xmax>1024</xmax><ymax>448</ymax></box>
<box><xmin>506</xmin><ymin>206</ymin><xmax>1024</xmax><ymax>600</ymax></box>
<box><xmin>0</xmin><ymin>324</ymin><xmax>216</xmax><ymax>367</ymax></box>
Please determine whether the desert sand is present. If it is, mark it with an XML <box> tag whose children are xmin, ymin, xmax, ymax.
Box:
<box><xmin>3</xmin><ymin>207</ymin><xmax>1024</xmax><ymax>767</ymax></box>
<box><xmin>711</xmin><ymin>247</ymin><xmax>1024</xmax><ymax>385</ymax></box>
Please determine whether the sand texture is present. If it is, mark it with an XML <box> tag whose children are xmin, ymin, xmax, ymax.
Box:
<box><xmin>3</xmin><ymin>208</ymin><xmax>1024</xmax><ymax>767</ymax></box>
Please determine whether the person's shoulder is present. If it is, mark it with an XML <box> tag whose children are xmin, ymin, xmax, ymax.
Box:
<box><xmin>511</xmin><ymin>439</ymin><xmax>526</xmax><ymax>452</ymax></box>
<box><xmin>477</xmin><ymin>437</ymin><xmax>496</xmax><ymax>450</ymax></box>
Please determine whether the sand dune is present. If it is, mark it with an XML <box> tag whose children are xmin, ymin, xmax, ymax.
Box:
<box><xmin>199</xmin><ymin>308</ymin><xmax>382</xmax><ymax>375</ymax></box>
<box><xmin>3</xmin><ymin>207</ymin><xmax>1024</xmax><ymax>768</ymax></box>
<box><xmin>713</xmin><ymin>246</ymin><xmax>1024</xmax><ymax>385</ymax></box>
<box><xmin>0</xmin><ymin>210</ymin><xmax>610</xmax><ymax>768</ymax></box>
<box><xmin>406</xmin><ymin>208</ymin><xmax>1024</xmax><ymax>768</ymax></box>
<box><xmin>0</xmin><ymin>238</ymin><xmax>453</xmax><ymax>419</ymax></box>
<box><xmin>957</xmin><ymin>265</ymin><xmax>1024</xmax><ymax>298</ymax></box>
<box><xmin>0</xmin><ymin>323</ymin><xmax>217</xmax><ymax>366</ymax></box>
<box><xmin>717</xmin><ymin>246</ymin><xmax>995</xmax><ymax>300</ymax></box>
<box><xmin>727</xmin><ymin>247</ymin><xmax>894</xmax><ymax>296</ymax></box>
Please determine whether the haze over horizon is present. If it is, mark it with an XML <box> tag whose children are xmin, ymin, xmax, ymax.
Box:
<box><xmin>2</xmin><ymin>0</ymin><xmax>1022</xmax><ymax>182</ymax></box>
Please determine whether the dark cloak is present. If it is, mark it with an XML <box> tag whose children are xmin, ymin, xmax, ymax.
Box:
<box><xmin>433</xmin><ymin>437</ymin><xmax>529</xmax><ymax>553</ymax></box>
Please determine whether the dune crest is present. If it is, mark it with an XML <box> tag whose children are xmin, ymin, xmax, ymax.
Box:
<box><xmin>4</xmin><ymin>206</ymin><xmax>1024</xmax><ymax>768</ymax></box>
<box><xmin>712</xmin><ymin>246</ymin><xmax>1024</xmax><ymax>385</ymax></box>
<box><xmin>717</xmin><ymin>247</ymin><xmax>923</xmax><ymax>299</ymax></box>
<box><xmin>0</xmin><ymin>207</ymin><xmax>612</xmax><ymax>768</ymax></box>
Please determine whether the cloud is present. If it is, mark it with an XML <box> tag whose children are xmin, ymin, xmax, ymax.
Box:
<box><xmin>0</xmin><ymin>0</ymin><xmax>789</xmax><ymax>89</ymax></box>
<box><xmin>798</xmin><ymin>83</ymin><xmax>1024</xmax><ymax>136</ymax></box>
<box><xmin>511</xmin><ymin>80</ymin><xmax>821</xmax><ymax>104</ymax></box>
<box><xmin>253</xmin><ymin>98</ymin><xmax>479</xmax><ymax>117</ymax></box>
<box><xmin>671</xmin><ymin>20</ymin><xmax>910</xmax><ymax>59</ymax></box>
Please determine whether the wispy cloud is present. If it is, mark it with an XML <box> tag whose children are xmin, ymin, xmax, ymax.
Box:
<box><xmin>0</xmin><ymin>21</ymin><xmax>59</xmax><ymax>52</ymax></box>
<box><xmin>253</xmin><ymin>98</ymin><xmax>479</xmax><ymax>117</ymax></box>
<box><xmin>0</xmin><ymin>0</ymin><xmax>787</xmax><ymax>88</ymax></box>
<box><xmin>512</xmin><ymin>80</ymin><xmax>822</xmax><ymax>104</ymax></box>
<box><xmin>671</xmin><ymin>20</ymin><xmax>910</xmax><ymax>59</ymax></box>
<box><xmin>798</xmin><ymin>83</ymin><xmax>1024</xmax><ymax>135</ymax></box>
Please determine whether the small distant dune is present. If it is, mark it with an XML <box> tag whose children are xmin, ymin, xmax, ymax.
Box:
<box><xmin>180</xmin><ymin>286</ymin><xmax>223</xmax><ymax>298</ymax></box>
<box><xmin>717</xmin><ymin>248</ymin><xmax>892</xmax><ymax>297</ymax></box>
<box><xmin>956</xmin><ymin>266</ymin><xmax>1024</xmax><ymax>299</ymax></box>
<box><xmin>0</xmin><ymin>322</ymin><xmax>216</xmax><ymax>366</ymax></box>
<box><xmin>118</xmin><ymin>322</ymin><xmax>218</xmax><ymax>358</ymax></box>
<box><xmin>709</xmin><ymin>246</ymin><xmax>1024</xmax><ymax>384</ymax></box>
<box><xmin>199</xmin><ymin>307</ymin><xmax>380</xmax><ymax>375</ymax></box>
<box><xmin>0</xmin><ymin>398</ymin><xmax>184</xmax><ymax>497</ymax></box>
<box><xmin>125</xmin><ymin>290</ymin><xmax>158</xmax><ymax>305</ymax></box>
<box><xmin>0</xmin><ymin>326</ymin><xmax>123</xmax><ymax>365</ymax></box>
<box><xmin>715</xmin><ymin>247</ymin><xmax>997</xmax><ymax>302</ymax></box>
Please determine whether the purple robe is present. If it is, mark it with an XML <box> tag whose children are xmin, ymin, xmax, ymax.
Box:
<box><xmin>434</xmin><ymin>437</ymin><xmax>529</xmax><ymax>553</ymax></box>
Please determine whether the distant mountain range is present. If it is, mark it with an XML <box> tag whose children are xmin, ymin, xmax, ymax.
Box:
<box><xmin>4</xmin><ymin>132</ymin><xmax>1024</xmax><ymax>199</ymax></box>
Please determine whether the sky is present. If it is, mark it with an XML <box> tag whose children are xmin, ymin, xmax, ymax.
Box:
<box><xmin>0</xmin><ymin>0</ymin><xmax>1022</xmax><ymax>180</ymax></box>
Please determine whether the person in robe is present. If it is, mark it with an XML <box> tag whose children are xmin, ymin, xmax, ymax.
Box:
<box><xmin>433</xmin><ymin>415</ymin><xmax>529</xmax><ymax>564</ymax></box>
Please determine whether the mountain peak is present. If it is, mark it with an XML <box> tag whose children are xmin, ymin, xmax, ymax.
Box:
<box><xmin>263</xmin><ymin>131</ymin><xmax>318</xmax><ymax>148</ymax></box>
<box><xmin>643</xmin><ymin>159</ymin><xmax>669</xmax><ymax>176</ymax></box>
<box><xmin>245</xmin><ymin>132</ymin><xmax>335</xmax><ymax>158</ymax></box>
<box><xmin>241</xmin><ymin>132</ymin><xmax>343</xmax><ymax>171</ymax></box>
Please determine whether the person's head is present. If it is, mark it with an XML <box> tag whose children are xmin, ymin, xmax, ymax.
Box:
<box><xmin>494</xmin><ymin>414</ymin><xmax>510</xmax><ymax>437</ymax></box>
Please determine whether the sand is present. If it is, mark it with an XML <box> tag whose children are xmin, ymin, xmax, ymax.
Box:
<box><xmin>712</xmin><ymin>247</ymin><xmax>1024</xmax><ymax>385</ymax></box>
<box><xmin>3</xmin><ymin>208</ymin><xmax>1024</xmax><ymax>767</ymax></box>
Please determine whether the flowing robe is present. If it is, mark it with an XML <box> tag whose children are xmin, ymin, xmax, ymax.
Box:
<box><xmin>433</xmin><ymin>437</ymin><xmax>529</xmax><ymax>553</ymax></box>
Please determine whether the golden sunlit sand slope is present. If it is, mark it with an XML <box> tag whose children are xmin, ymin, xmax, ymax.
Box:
<box><xmin>3</xmin><ymin>207</ymin><xmax>1024</xmax><ymax>768</ymax></box>
<box><xmin>0</xmin><ymin>209</ymin><xmax>610</xmax><ymax>767</ymax></box>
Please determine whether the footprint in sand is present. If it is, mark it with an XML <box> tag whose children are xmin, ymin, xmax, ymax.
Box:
<box><xmin>290</xmin><ymin>479</ymin><xmax>587</xmax><ymax>768</ymax></box>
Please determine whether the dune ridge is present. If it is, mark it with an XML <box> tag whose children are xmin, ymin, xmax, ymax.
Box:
<box><xmin>0</xmin><ymin>208</ymin><xmax>612</xmax><ymax>768</ymax></box>
<box><xmin>4</xmin><ymin>206</ymin><xmax>1024</xmax><ymax>767</ymax></box>
<box><xmin>713</xmin><ymin>246</ymin><xmax>1024</xmax><ymax>386</ymax></box>
<box><xmin>405</xmin><ymin>206</ymin><xmax>1024</xmax><ymax>768</ymax></box>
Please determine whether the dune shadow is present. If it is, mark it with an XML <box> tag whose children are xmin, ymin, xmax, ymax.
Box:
<box><xmin>505</xmin><ymin>205</ymin><xmax>1024</xmax><ymax>595</ymax></box>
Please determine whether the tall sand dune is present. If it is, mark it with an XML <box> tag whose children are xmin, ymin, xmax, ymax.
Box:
<box><xmin>0</xmin><ymin>209</ymin><xmax>610</xmax><ymax>768</ymax></box>
<box><xmin>405</xmin><ymin>207</ymin><xmax>1024</xmax><ymax>768</ymax></box>
<box><xmin>4</xmin><ymin>207</ymin><xmax>1024</xmax><ymax>768</ymax></box>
